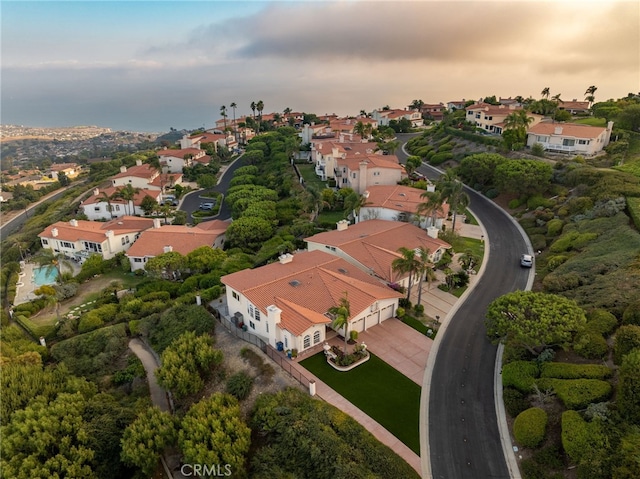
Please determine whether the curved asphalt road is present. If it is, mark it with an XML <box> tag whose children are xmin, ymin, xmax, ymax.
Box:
<box><xmin>396</xmin><ymin>133</ymin><xmax>529</xmax><ymax>478</ymax></box>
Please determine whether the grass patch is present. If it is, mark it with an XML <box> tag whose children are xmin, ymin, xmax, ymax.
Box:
<box><xmin>573</xmin><ymin>117</ymin><xmax>607</xmax><ymax>127</ymax></box>
<box><xmin>317</xmin><ymin>209</ymin><xmax>346</xmax><ymax>225</ymax></box>
<box><xmin>300</xmin><ymin>352</ymin><xmax>421</xmax><ymax>454</ymax></box>
<box><xmin>462</xmin><ymin>208</ymin><xmax>479</xmax><ymax>225</ymax></box>
<box><xmin>297</xmin><ymin>164</ymin><xmax>327</xmax><ymax>188</ymax></box>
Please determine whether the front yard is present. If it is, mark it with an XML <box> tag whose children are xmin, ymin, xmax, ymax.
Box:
<box><xmin>300</xmin><ymin>351</ymin><xmax>421</xmax><ymax>454</ymax></box>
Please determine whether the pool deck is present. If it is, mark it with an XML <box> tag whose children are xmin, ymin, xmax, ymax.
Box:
<box><xmin>13</xmin><ymin>261</ymin><xmax>78</xmax><ymax>306</ymax></box>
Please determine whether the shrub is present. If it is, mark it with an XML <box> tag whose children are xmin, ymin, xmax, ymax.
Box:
<box><xmin>530</xmin><ymin>234</ymin><xmax>547</xmax><ymax>252</ymax></box>
<box><xmin>77</xmin><ymin>312</ymin><xmax>104</xmax><ymax>333</ymax></box>
<box><xmin>585</xmin><ymin>309</ymin><xmax>618</xmax><ymax>336</ymax></box>
<box><xmin>622</xmin><ymin>299</ymin><xmax>640</xmax><ymax>326</ymax></box>
<box><xmin>546</xmin><ymin>219</ymin><xmax>564</xmax><ymax>237</ymax></box>
<box><xmin>532</xmin><ymin>445</ymin><xmax>563</xmax><ymax>469</ymax></box>
<box><xmin>531</xmin><ymin>143</ymin><xmax>545</xmax><ymax>158</ymax></box>
<box><xmin>508</xmin><ymin>198</ymin><xmax>521</xmax><ymax>209</ymax></box>
<box><xmin>502</xmin><ymin>361</ymin><xmax>539</xmax><ymax>393</ymax></box>
<box><xmin>349</xmin><ymin>330</ymin><xmax>358</xmax><ymax>342</ymax></box>
<box><xmin>536</xmin><ymin>378</ymin><xmax>612</xmax><ymax>409</ymax></box>
<box><xmin>503</xmin><ymin>387</ymin><xmax>531</xmax><ymax>417</ymax></box>
<box><xmin>540</xmin><ymin>362</ymin><xmax>611</xmax><ymax>380</ymax></box>
<box><xmin>613</xmin><ymin>325</ymin><xmax>640</xmax><ymax>365</ymax></box>
<box><xmin>485</xmin><ymin>188</ymin><xmax>499</xmax><ymax>199</ymax></box>
<box><xmin>527</xmin><ymin>195</ymin><xmax>554</xmax><ymax>209</ymax></box>
<box><xmin>561</xmin><ymin>410</ymin><xmax>590</xmax><ymax>463</ymax></box>
<box><xmin>573</xmin><ymin>330</ymin><xmax>608</xmax><ymax>359</ymax></box>
<box><xmin>514</xmin><ymin>407</ymin><xmax>547</xmax><ymax>448</ymax></box>
<box><xmin>395</xmin><ymin>307</ymin><xmax>405</xmax><ymax>318</ymax></box>
<box><xmin>430</xmin><ymin>152</ymin><xmax>454</xmax><ymax>165</ymax></box>
<box><xmin>546</xmin><ymin>255</ymin><xmax>568</xmax><ymax>271</ymax></box>
<box><xmin>53</xmin><ymin>282</ymin><xmax>78</xmax><ymax>301</ymax></box>
<box><xmin>226</xmin><ymin>372</ymin><xmax>254</xmax><ymax>400</ymax></box>
<box><xmin>618</xmin><ymin>349</ymin><xmax>640</xmax><ymax>423</ymax></box>
<box><xmin>414</xmin><ymin>304</ymin><xmax>424</xmax><ymax>315</ymax></box>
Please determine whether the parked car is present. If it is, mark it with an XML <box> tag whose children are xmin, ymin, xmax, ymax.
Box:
<box><xmin>163</xmin><ymin>195</ymin><xmax>178</xmax><ymax>206</ymax></box>
<box><xmin>199</xmin><ymin>202</ymin><xmax>215</xmax><ymax>211</ymax></box>
<box><xmin>410</xmin><ymin>171</ymin><xmax>426</xmax><ymax>181</ymax></box>
<box><xmin>520</xmin><ymin>254</ymin><xmax>533</xmax><ymax>268</ymax></box>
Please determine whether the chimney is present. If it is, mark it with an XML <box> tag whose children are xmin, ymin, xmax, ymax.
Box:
<box><xmin>427</xmin><ymin>226</ymin><xmax>439</xmax><ymax>239</ymax></box>
<box><xmin>153</xmin><ymin>218</ymin><xmax>161</xmax><ymax>229</ymax></box>
<box><xmin>554</xmin><ymin>126</ymin><xmax>563</xmax><ymax>135</ymax></box>
<box><xmin>120</xmin><ymin>166</ymin><xmax>127</xmax><ymax>173</ymax></box>
<box><xmin>163</xmin><ymin>245</ymin><xmax>173</xmax><ymax>253</ymax></box>
<box><xmin>607</xmin><ymin>121</ymin><xmax>614</xmax><ymax>131</ymax></box>
<box><xmin>93</xmin><ymin>188</ymin><xmax>99</xmax><ymax>196</ymax></box>
<box><xmin>136</xmin><ymin>159</ymin><xmax>142</xmax><ymax>166</ymax></box>
<box><xmin>51</xmin><ymin>228</ymin><xmax>59</xmax><ymax>237</ymax></box>
<box><xmin>105</xmin><ymin>230</ymin><xmax>114</xmax><ymax>238</ymax></box>
<box><xmin>359</xmin><ymin>160</ymin><xmax>368</xmax><ymax>193</ymax></box>
<box><xmin>336</xmin><ymin>219</ymin><xmax>349</xmax><ymax>231</ymax></box>
<box><xmin>69</xmin><ymin>219</ymin><xmax>78</xmax><ymax>227</ymax></box>
<box><xmin>278</xmin><ymin>253</ymin><xmax>293</xmax><ymax>264</ymax></box>
<box><xmin>267</xmin><ymin>305</ymin><xmax>281</xmax><ymax>325</ymax></box>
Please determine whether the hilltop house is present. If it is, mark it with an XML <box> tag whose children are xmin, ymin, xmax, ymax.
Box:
<box><xmin>80</xmin><ymin>187</ymin><xmax>162</xmax><ymax>220</ymax></box>
<box><xmin>125</xmin><ymin>219</ymin><xmax>228</xmax><ymax>271</ymax></box>
<box><xmin>48</xmin><ymin>163</ymin><xmax>81</xmax><ymax>180</ymax></box>
<box><xmin>111</xmin><ymin>160</ymin><xmax>182</xmax><ymax>192</ymax></box>
<box><xmin>221</xmin><ymin>250</ymin><xmax>403</xmax><ymax>353</ymax></box>
<box><xmin>526</xmin><ymin>121</ymin><xmax>613</xmax><ymax>155</ymax></box>
<box><xmin>557</xmin><ymin>100</ymin><xmax>591</xmax><ymax>115</ymax></box>
<box><xmin>39</xmin><ymin>216</ymin><xmax>155</xmax><ymax>261</ymax></box>
<box><xmin>371</xmin><ymin>108</ymin><xmax>423</xmax><ymax>127</ymax></box>
<box><xmin>465</xmin><ymin>103</ymin><xmax>543</xmax><ymax>135</ymax></box>
<box><xmin>305</xmin><ymin>219</ymin><xmax>451</xmax><ymax>289</ymax></box>
<box><xmin>157</xmin><ymin>148</ymin><xmax>210</xmax><ymax>174</ymax></box>
<box><xmin>335</xmin><ymin>155</ymin><xmax>406</xmax><ymax>194</ymax></box>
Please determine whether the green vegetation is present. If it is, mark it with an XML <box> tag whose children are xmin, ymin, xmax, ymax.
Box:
<box><xmin>502</xmin><ymin>361</ymin><xmax>539</xmax><ymax>393</ymax></box>
<box><xmin>300</xmin><ymin>352</ymin><xmax>421</xmax><ymax>454</ymax></box>
<box><xmin>514</xmin><ymin>407</ymin><xmax>547</xmax><ymax>448</ymax></box>
<box><xmin>536</xmin><ymin>378</ymin><xmax>612</xmax><ymax>410</ymax></box>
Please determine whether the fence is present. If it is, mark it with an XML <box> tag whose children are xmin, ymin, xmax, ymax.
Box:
<box><xmin>265</xmin><ymin>346</ymin><xmax>312</xmax><ymax>389</ymax></box>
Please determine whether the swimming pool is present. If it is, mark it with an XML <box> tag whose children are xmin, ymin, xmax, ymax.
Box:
<box><xmin>33</xmin><ymin>267</ymin><xmax>59</xmax><ymax>286</ymax></box>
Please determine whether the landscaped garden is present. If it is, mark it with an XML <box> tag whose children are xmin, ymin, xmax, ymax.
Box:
<box><xmin>300</xmin><ymin>351</ymin><xmax>421</xmax><ymax>454</ymax></box>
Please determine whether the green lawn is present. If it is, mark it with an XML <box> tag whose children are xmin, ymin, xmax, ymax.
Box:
<box><xmin>317</xmin><ymin>209</ymin><xmax>346</xmax><ymax>225</ymax></box>
<box><xmin>300</xmin><ymin>352</ymin><xmax>421</xmax><ymax>454</ymax></box>
<box><xmin>297</xmin><ymin>163</ymin><xmax>327</xmax><ymax>188</ymax></box>
<box><xmin>573</xmin><ymin>117</ymin><xmax>607</xmax><ymax>127</ymax></box>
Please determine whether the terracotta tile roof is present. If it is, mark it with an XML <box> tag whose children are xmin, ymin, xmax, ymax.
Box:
<box><xmin>192</xmin><ymin>155</ymin><xmax>212</xmax><ymax>165</ymax></box>
<box><xmin>275</xmin><ymin>297</ymin><xmax>331</xmax><ymax>336</ymax></box>
<box><xmin>527</xmin><ymin>122</ymin><xmax>607</xmax><ymax>139</ymax></box>
<box><xmin>39</xmin><ymin>216</ymin><xmax>154</xmax><ymax>243</ymax></box>
<box><xmin>362</xmin><ymin>185</ymin><xmax>449</xmax><ymax>218</ymax></box>
<box><xmin>465</xmin><ymin>103</ymin><xmax>522</xmax><ymax>115</ymax></box>
<box><xmin>50</xmin><ymin>163</ymin><xmax>78</xmax><ymax>171</ymax></box>
<box><xmin>112</xmin><ymin>164</ymin><xmax>156</xmax><ymax>180</ymax></box>
<box><xmin>149</xmin><ymin>173</ymin><xmax>182</xmax><ymax>188</ymax></box>
<box><xmin>337</xmin><ymin>154</ymin><xmax>404</xmax><ymax>171</ymax></box>
<box><xmin>81</xmin><ymin>187</ymin><xmax>160</xmax><ymax>207</ymax></box>
<box><xmin>157</xmin><ymin>148</ymin><xmax>202</xmax><ymax>159</ymax></box>
<box><xmin>125</xmin><ymin>223</ymin><xmax>227</xmax><ymax>258</ymax></box>
<box><xmin>558</xmin><ymin>100</ymin><xmax>590</xmax><ymax>110</ymax></box>
<box><xmin>221</xmin><ymin>250</ymin><xmax>402</xmax><ymax>335</ymax></box>
<box><xmin>305</xmin><ymin>220</ymin><xmax>451</xmax><ymax>282</ymax></box>
<box><xmin>193</xmin><ymin>132</ymin><xmax>226</xmax><ymax>143</ymax></box>
<box><xmin>195</xmin><ymin>219</ymin><xmax>230</xmax><ymax>232</ymax></box>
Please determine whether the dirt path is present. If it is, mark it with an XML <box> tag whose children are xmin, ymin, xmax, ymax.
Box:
<box><xmin>128</xmin><ymin>338</ymin><xmax>172</xmax><ymax>412</ymax></box>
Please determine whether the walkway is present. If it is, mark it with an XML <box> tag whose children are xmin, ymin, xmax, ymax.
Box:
<box><xmin>128</xmin><ymin>338</ymin><xmax>171</xmax><ymax>412</ymax></box>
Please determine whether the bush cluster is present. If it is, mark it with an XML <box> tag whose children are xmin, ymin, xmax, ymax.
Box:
<box><xmin>514</xmin><ymin>407</ymin><xmax>547</xmax><ymax>448</ymax></box>
<box><xmin>540</xmin><ymin>362</ymin><xmax>611</xmax><ymax>380</ymax></box>
<box><xmin>502</xmin><ymin>361</ymin><xmax>539</xmax><ymax>393</ymax></box>
<box><xmin>503</xmin><ymin>387</ymin><xmax>531</xmax><ymax>417</ymax></box>
<box><xmin>226</xmin><ymin>371</ymin><xmax>254</xmax><ymax>400</ymax></box>
<box><xmin>536</xmin><ymin>378</ymin><xmax>612</xmax><ymax>410</ymax></box>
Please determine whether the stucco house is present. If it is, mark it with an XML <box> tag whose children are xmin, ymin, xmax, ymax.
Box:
<box><xmin>125</xmin><ymin>219</ymin><xmax>228</xmax><ymax>271</ymax></box>
<box><xmin>447</xmin><ymin>100</ymin><xmax>468</xmax><ymax>111</ymax></box>
<box><xmin>39</xmin><ymin>216</ymin><xmax>155</xmax><ymax>261</ymax></box>
<box><xmin>111</xmin><ymin>160</ymin><xmax>182</xmax><ymax>192</ymax></box>
<box><xmin>465</xmin><ymin>103</ymin><xmax>543</xmax><ymax>135</ymax></box>
<box><xmin>356</xmin><ymin>184</ymin><xmax>449</xmax><ymax>228</ymax></box>
<box><xmin>305</xmin><ymin>219</ymin><xmax>451</xmax><ymax>290</ymax></box>
<box><xmin>311</xmin><ymin>139</ymin><xmax>377</xmax><ymax>181</ymax></box>
<box><xmin>421</xmin><ymin>103</ymin><xmax>446</xmax><ymax>121</ymax></box>
<box><xmin>157</xmin><ymin>148</ymin><xmax>210</xmax><ymax>173</ymax></box>
<box><xmin>557</xmin><ymin>100</ymin><xmax>591</xmax><ymax>115</ymax></box>
<box><xmin>371</xmin><ymin>108</ymin><xmax>423</xmax><ymax>127</ymax></box>
<box><xmin>526</xmin><ymin>121</ymin><xmax>613</xmax><ymax>155</ymax></box>
<box><xmin>335</xmin><ymin>155</ymin><xmax>406</xmax><ymax>194</ymax></box>
<box><xmin>48</xmin><ymin>163</ymin><xmax>81</xmax><ymax>180</ymax></box>
<box><xmin>80</xmin><ymin>187</ymin><xmax>162</xmax><ymax>220</ymax></box>
<box><xmin>221</xmin><ymin>250</ymin><xmax>403</xmax><ymax>353</ymax></box>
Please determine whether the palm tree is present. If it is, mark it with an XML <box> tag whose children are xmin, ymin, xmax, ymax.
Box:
<box><xmin>584</xmin><ymin>85</ymin><xmax>597</xmax><ymax>107</ymax></box>
<box><xmin>417</xmin><ymin>189</ymin><xmax>445</xmax><ymax>228</ymax></box>
<box><xmin>220</xmin><ymin>105</ymin><xmax>228</xmax><ymax>132</ymax></box>
<box><xmin>458</xmin><ymin>249</ymin><xmax>479</xmax><ymax>272</ymax></box>
<box><xmin>353</xmin><ymin>121</ymin><xmax>366</xmax><ymax>138</ymax></box>
<box><xmin>343</xmin><ymin>192</ymin><xmax>369</xmax><ymax>223</ymax></box>
<box><xmin>99</xmin><ymin>191</ymin><xmax>118</xmax><ymax>219</ymax></box>
<box><xmin>541</xmin><ymin>87</ymin><xmax>550</xmax><ymax>100</ymax></box>
<box><xmin>551</xmin><ymin>93</ymin><xmax>563</xmax><ymax>104</ymax></box>
<box><xmin>414</xmin><ymin>246</ymin><xmax>435</xmax><ymax>308</ymax></box>
<box><xmin>34</xmin><ymin>248</ymin><xmax>73</xmax><ymax>284</ymax></box>
<box><xmin>410</xmin><ymin>99</ymin><xmax>425</xmax><ymax>111</ymax></box>
<box><xmin>256</xmin><ymin>100</ymin><xmax>264</xmax><ymax>133</ymax></box>
<box><xmin>392</xmin><ymin>247</ymin><xmax>421</xmax><ymax>302</ymax></box>
<box><xmin>438</xmin><ymin>170</ymin><xmax>470</xmax><ymax>233</ymax></box>
<box><xmin>230</xmin><ymin>102</ymin><xmax>238</xmax><ymax>142</ymax></box>
<box><xmin>250</xmin><ymin>101</ymin><xmax>257</xmax><ymax>123</ymax></box>
<box><xmin>328</xmin><ymin>292</ymin><xmax>351</xmax><ymax>354</ymax></box>
<box><xmin>117</xmin><ymin>184</ymin><xmax>140</xmax><ymax>216</ymax></box>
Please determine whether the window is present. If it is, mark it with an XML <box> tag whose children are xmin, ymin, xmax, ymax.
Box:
<box><xmin>373</xmin><ymin>171</ymin><xmax>380</xmax><ymax>176</ymax></box>
<box><xmin>42</xmin><ymin>239</ymin><xmax>49</xmax><ymax>245</ymax></box>
<box><xmin>352</xmin><ymin>173</ymin><xmax>356</xmax><ymax>179</ymax></box>
<box><xmin>94</xmin><ymin>207</ymin><xmax>100</xmax><ymax>212</ymax></box>
<box><xmin>60</xmin><ymin>241</ymin><xmax>74</xmax><ymax>249</ymax></box>
<box><xmin>126</xmin><ymin>236</ymin><xmax>130</xmax><ymax>244</ymax></box>
<box><xmin>121</xmin><ymin>237</ymin><xmax>126</xmax><ymax>245</ymax></box>
<box><xmin>578</xmin><ymin>139</ymin><xmax>590</xmax><ymax>145</ymax></box>
<box><xmin>284</xmin><ymin>337</ymin><xmax>288</xmax><ymax>349</ymax></box>
<box><xmin>255</xmin><ymin>309</ymin><xmax>261</xmax><ymax>321</ymax></box>
<box><xmin>266</xmin><ymin>322</ymin><xmax>269</xmax><ymax>333</ymax></box>
<box><xmin>249</xmin><ymin>321</ymin><xmax>255</xmax><ymax>330</ymax></box>
<box><xmin>232</xmin><ymin>291</ymin><xmax>239</xmax><ymax>301</ymax></box>
<box><xmin>475</xmin><ymin>113</ymin><xmax>481</xmax><ymax>119</ymax></box>
<box><xmin>314</xmin><ymin>331</ymin><xmax>321</xmax><ymax>344</ymax></box>
<box><xmin>563</xmin><ymin>139</ymin><xmax>575</xmax><ymax>147</ymax></box>
<box><xmin>248</xmin><ymin>304</ymin><xmax>254</xmax><ymax>316</ymax></box>
<box><xmin>134</xmin><ymin>258</ymin><xmax>142</xmax><ymax>263</ymax></box>
<box><xmin>536</xmin><ymin>136</ymin><xmax>548</xmax><ymax>143</ymax></box>
<box><xmin>303</xmin><ymin>335</ymin><xmax>311</xmax><ymax>349</ymax></box>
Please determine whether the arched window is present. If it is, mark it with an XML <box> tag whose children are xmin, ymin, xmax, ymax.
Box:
<box><xmin>313</xmin><ymin>331</ymin><xmax>321</xmax><ymax>344</ymax></box>
<box><xmin>303</xmin><ymin>335</ymin><xmax>311</xmax><ymax>349</ymax></box>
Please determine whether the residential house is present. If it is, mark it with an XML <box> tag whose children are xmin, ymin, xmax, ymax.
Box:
<box><xmin>498</xmin><ymin>97</ymin><xmax>522</xmax><ymax>107</ymax></box>
<box><xmin>157</xmin><ymin>147</ymin><xmax>209</xmax><ymax>173</ymax></box>
<box><xmin>179</xmin><ymin>132</ymin><xmax>238</xmax><ymax>152</ymax></box>
<box><xmin>556</xmin><ymin>100</ymin><xmax>591</xmax><ymax>115</ymax></box>
<box><xmin>80</xmin><ymin>187</ymin><xmax>162</xmax><ymax>220</ymax></box>
<box><xmin>526</xmin><ymin>121</ymin><xmax>613</xmax><ymax>155</ymax></box>
<box><xmin>335</xmin><ymin>154</ymin><xmax>406</xmax><ymax>194</ymax></box>
<box><xmin>48</xmin><ymin>163</ymin><xmax>81</xmax><ymax>180</ymax></box>
<box><xmin>125</xmin><ymin>219</ymin><xmax>228</xmax><ymax>271</ymax></box>
<box><xmin>311</xmin><ymin>139</ymin><xmax>378</xmax><ymax>181</ymax></box>
<box><xmin>305</xmin><ymin>219</ymin><xmax>451</xmax><ymax>290</ymax></box>
<box><xmin>221</xmin><ymin>250</ymin><xmax>403</xmax><ymax>352</ymax></box>
<box><xmin>447</xmin><ymin>100</ymin><xmax>468</xmax><ymax>111</ymax></box>
<box><xmin>421</xmin><ymin>103</ymin><xmax>446</xmax><ymax>121</ymax></box>
<box><xmin>371</xmin><ymin>108</ymin><xmax>423</xmax><ymax>127</ymax></box>
<box><xmin>111</xmin><ymin>160</ymin><xmax>182</xmax><ymax>192</ymax></box>
<box><xmin>356</xmin><ymin>184</ymin><xmax>449</xmax><ymax>228</ymax></box>
<box><xmin>465</xmin><ymin>103</ymin><xmax>543</xmax><ymax>135</ymax></box>
<box><xmin>39</xmin><ymin>216</ymin><xmax>155</xmax><ymax>261</ymax></box>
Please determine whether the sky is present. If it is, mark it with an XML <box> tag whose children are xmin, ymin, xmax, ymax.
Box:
<box><xmin>1</xmin><ymin>0</ymin><xmax>639</xmax><ymax>133</ymax></box>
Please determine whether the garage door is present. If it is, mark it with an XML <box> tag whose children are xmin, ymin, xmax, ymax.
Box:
<box><xmin>352</xmin><ymin>317</ymin><xmax>365</xmax><ymax>333</ymax></box>
<box><xmin>380</xmin><ymin>305</ymin><xmax>394</xmax><ymax>321</ymax></box>
<box><xmin>365</xmin><ymin>313</ymin><xmax>377</xmax><ymax>330</ymax></box>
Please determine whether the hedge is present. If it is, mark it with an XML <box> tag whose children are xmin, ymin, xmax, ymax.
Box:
<box><xmin>622</xmin><ymin>299</ymin><xmax>640</xmax><ymax>326</ymax></box>
<box><xmin>430</xmin><ymin>152</ymin><xmax>454</xmax><ymax>166</ymax></box>
<box><xmin>586</xmin><ymin>309</ymin><xmax>618</xmax><ymax>336</ymax></box>
<box><xmin>573</xmin><ymin>330</ymin><xmax>609</xmax><ymax>359</ymax></box>
<box><xmin>561</xmin><ymin>410</ymin><xmax>591</xmax><ymax>463</ymax></box>
<box><xmin>613</xmin><ymin>325</ymin><xmax>640</xmax><ymax>365</ymax></box>
<box><xmin>627</xmin><ymin>197</ymin><xmax>640</xmax><ymax>231</ymax></box>
<box><xmin>513</xmin><ymin>407</ymin><xmax>547</xmax><ymax>448</ymax></box>
<box><xmin>536</xmin><ymin>378</ymin><xmax>612</xmax><ymax>409</ymax></box>
<box><xmin>540</xmin><ymin>362</ymin><xmax>611</xmax><ymax>380</ymax></box>
<box><xmin>502</xmin><ymin>361</ymin><xmax>539</xmax><ymax>393</ymax></box>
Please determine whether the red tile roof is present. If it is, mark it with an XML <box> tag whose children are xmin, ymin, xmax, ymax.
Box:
<box><xmin>527</xmin><ymin>122</ymin><xmax>607</xmax><ymax>139</ymax></box>
<box><xmin>362</xmin><ymin>185</ymin><xmax>449</xmax><ymax>217</ymax></box>
<box><xmin>157</xmin><ymin>148</ymin><xmax>202</xmax><ymax>159</ymax></box>
<box><xmin>337</xmin><ymin>154</ymin><xmax>404</xmax><ymax>172</ymax></box>
<box><xmin>81</xmin><ymin>187</ymin><xmax>160</xmax><ymax>207</ymax></box>
<box><xmin>112</xmin><ymin>164</ymin><xmax>156</xmax><ymax>180</ymax></box>
<box><xmin>39</xmin><ymin>216</ymin><xmax>155</xmax><ymax>243</ymax></box>
<box><xmin>125</xmin><ymin>222</ymin><xmax>227</xmax><ymax>258</ymax></box>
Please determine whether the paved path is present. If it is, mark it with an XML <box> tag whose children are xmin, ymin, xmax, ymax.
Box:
<box><xmin>128</xmin><ymin>338</ymin><xmax>171</xmax><ymax>412</ymax></box>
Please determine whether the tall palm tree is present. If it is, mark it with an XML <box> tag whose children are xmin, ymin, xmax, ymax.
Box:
<box><xmin>256</xmin><ymin>100</ymin><xmax>264</xmax><ymax>133</ymax></box>
<box><xmin>392</xmin><ymin>247</ymin><xmax>421</xmax><ymax>302</ymax></box>
<box><xmin>117</xmin><ymin>184</ymin><xmax>140</xmax><ymax>216</ymax></box>
<box><xmin>328</xmin><ymin>292</ymin><xmax>351</xmax><ymax>354</ymax></box>
<box><xmin>541</xmin><ymin>87</ymin><xmax>550</xmax><ymax>100</ymax></box>
<box><xmin>417</xmin><ymin>189</ymin><xmax>445</xmax><ymax>228</ymax></box>
<box><xmin>250</xmin><ymin>101</ymin><xmax>257</xmax><ymax>123</ymax></box>
<box><xmin>353</xmin><ymin>121</ymin><xmax>366</xmax><ymax>138</ymax></box>
<box><xmin>220</xmin><ymin>105</ymin><xmax>228</xmax><ymax>132</ymax></box>
<box><xmin>99</xmin><ymin>191</ymin><xmax>118</xmax><ymax>219</ymax></box>
<box><xmin>230</xmin><ymin>102</ymin><xmax>238</xmax><ymax>142</ymax></box>
<box><xmin>438</xmin><ymin>170</ymin><xmax>470</xmax><ymax>233</ymax></box>
<box><xmin>343</xmin><ymin>192</ymin><xmax>369</xmax><ymax>223</ymax></box>
<box><xmin>414</xmin><ymin>246</ymin><xmax>435</xmax><ymax>308</ymax></box>
<box><xmin>551</xmin><ymin>93</ymin><xmax>563</xmax><ymax>104</ymax></box>
<box><xmin>584</xmin><ymin>85</ymin><xmax>597</xmax><ymax>107</ymax></box>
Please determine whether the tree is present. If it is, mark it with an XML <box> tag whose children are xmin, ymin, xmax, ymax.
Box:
<box><xmin>417</xmin><ymin>189</ymin><xmax>445</xmax><ymax>228</ymax></box>
<box><xmin>458</xmin><ymin>249</ymin><xmax>479</xmax><ymax>271</ymax></box>
<box><xmin>494</xmin><ymin>159</ymin><xmax>553</xmax><ymax>196</ymax></box>
<box><xmin>554</xmin><ymin>109</ymin><xmax>572</xmax><ymax>122</ymax></box>
<box><xmin>551</xmin><ymin>93</ymin><xmax>563</xmax><ymax>104</ymax></box>
<box><xmin>541</xmin><ymin>87</ymin><xmax>550</xmax><ymax>100</ymax></box>
<box><xmin>410</xmin><ymin>99</ymin><xmax>424</xmax><ymax>111</ymax></box>
<box><xmin>57</xmin><ymin>171</ymin><xmax>70</xmax><ymax>186</ymax></box>
<box><xmin>178</xmin><ymin>394</ymin><xmax>250</xmax><ymax>477</ymax></box>
<box><xmin>226</xmin><ymin>216</ymin><xmax>274</xmax><ymax>252</ymax></box>
<box><xmin>156</xmin><ymin>331</ymin><xmax>223</xmax><ymax>399</ymax></box>
<box><xmin>34</xmin><ymin>285</ymin><xmax>60</xmax><ymax>319</ymax></box>
<box><xmin>485</xmin><ymin>291</ymin><xmax>587</xmax><ymax>355</ymax></box>
<box><xmin>617</xmin><ymin>104</ymin><xmax>640</xmax><ymax>131</ymax></box>
<box><xmin>230</xmin><ymin>102</ymin><xmax>238</xmax><ymax>142</ymax></box>
<box><xmin>585</xmin><ymin>85</ymin><xmax>597</xmax><ymax>107</ymax></box>
<box><xmin>116</xmin><ymin>184</ymin><xmax>140</xmax><ymax>216</ymax></box>
<box><xmin>0</xmin><ymin>392</ymin><xmax>96</xmax><ymax>478</ymax></box>
<box><xmin>99</xmin><ymin>190</ymin><xmax>118</xmax><ymax>219</ymax></box>
<box><xmin>503</xmin><ymin>110</ymin><xmax>534</xmax><ymax>150</ymax></box>
<box><xmin>250</xmin><ymin>101</ymin><xmax>256</xmax><ymax>123</ymax></box>
<box><xmin>34</xmin><ymin>247</ymin><xmax>73</xmax><ymax>282</ymax></box>
<box><xmin>342</xmin><ymin>191</ymin><xmax>369</xmax><ymax>223</ymax></box>
<box><xmin>328</xmin><ymin>292</ymin><xmax>351</xmax><ymax>354</ymax></box>
<box><xmin>140</xmin><ymin>194</ymin><xmax>158</xmax><ymax>215</ymax></box>
<box><xmin>220</xmin><ymin>105</ymin><xmax>228</xmax><ymax>131</ymax></box>
<box><xmin>145</xmin><ymin>251</ymin><xmax>187</xmax><ymax>279</ymax></box>
<box><xmin>438</xmin><ymin>169</ymin><xmax>470</xmax><ymax>233</ymax></box>
<box><xmin>414</xmin><ymin>246</ymin><xmax>434</xmax><ymax>308</ymax></box>
<box><xmin>120</xmin><ymin>406</ymin><xmax>177</xmax><ymax>476</ymax></box>
<box><xmin>618</xmin><ymin>349</ymin><xmax>640</xmax><ymax>423</ymax></box>
<box><xmin>392</xmin><ymin>247</ymin><xmax>421</xmax><ymax>302</ymax></box>
<box><xmin>185</xmin><ymin>246</ymin><xmax>226</xmax><ymax>274</ymax></box>
<box><xmin>256</xmin><ymin>100</ymin><xmax>265</xmax><ymax>132</ymax></box>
